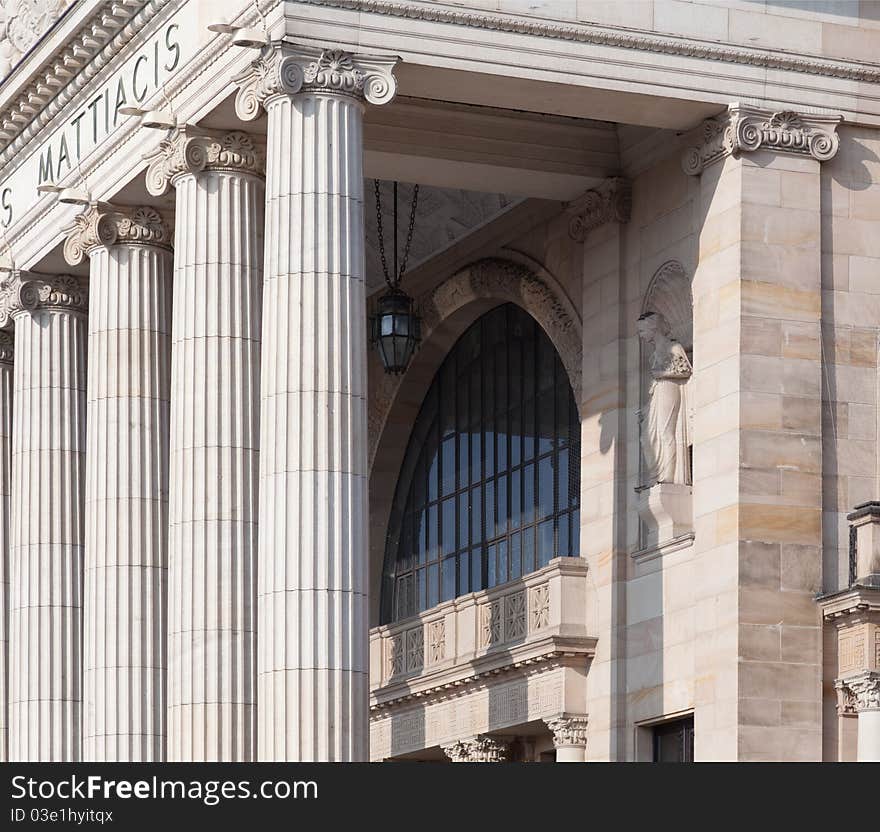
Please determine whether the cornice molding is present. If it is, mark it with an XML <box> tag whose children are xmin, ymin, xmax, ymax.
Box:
<box><xmin>299</xmin><ymin>0</ymin><xmax>880</xmax><ymax>84</ymax></box>
<box><xmin>63</xmin><ymin>204</ymin><xmax>172</xmax><ymax>265</ymax></box>
<box><xmin>0</xmin><ymin>329</ymin><xmax>13</xmax><ymax>365</ymax></box>
<box><xmin>544</xmin><ymin>715</ymin><xmax>589</xmax><ymax>748</ymax></box>
<box><xmin>232</xmin><ymin>42</ymin><xmax>398</xmax><ymax>120</ymax></box>
<box><xmin>0</xmin><ymin>270</ymin><xmax>87</xmax><ymax>325</ymax></box>
<box><xmin>144</xmin><ymin>126</ymin><xmax>266</xmax><ymax>196</ymax></box>
<box><xmin>682</xmin><ymin>105</ymin><xmax>842</xmax><ymax>175</ymax></box>
<box><xmin>0</xmin><ymin>1</ymin><xmax>160</xmax><ymax>166</ymax></box>
<box><xmin>566</xmin><ymin>176</ymin><xmax>631</xmax><ymax>242</ymax></box>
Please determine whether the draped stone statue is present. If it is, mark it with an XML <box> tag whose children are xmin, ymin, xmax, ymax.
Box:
<box><xmin>637</xmin><ymin>310</ymin><xmax>692</xmax><ymax>486</ymax></box>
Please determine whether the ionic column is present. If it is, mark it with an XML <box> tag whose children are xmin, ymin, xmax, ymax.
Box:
<box><xmin>837</xmin><ymin>673</ymin><xmax>880</xmax><ymax>762</ymax></box>
<box><xmin>545</xmin><ymin>715</ymin><xmax>589</xmax><ymax>763</ymax></box>
<box><xmin>234</xmin><ymin>44</ymin><xmax>398</xmax><ymax>761</ymax></box>
<box><xmin>1</xmin><ymin>271</ymin><xmax>88</xmax><ymax>761</ymax></box>
<box><xmin>146</xmin><ymin>128</ymin><xmax>265</xmax><ymax>761</ymax></box>
<box><xmin>442</xmin><ymin>736</ymin><xmax>509</xmax><ymax>763</ymax></box>
<box><xmin>64</xmin><ymin>206</ymin><xmax>173</xmax><ymax>761</ymax></box>
<box><xmin>0</xmin><ymin>330</ymin><xmax>12</xmax><ymax>761</ymax></box>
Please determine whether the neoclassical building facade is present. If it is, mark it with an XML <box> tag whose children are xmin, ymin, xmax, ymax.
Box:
<box><xmin>0</xmin><ymin>0</ymin><xmax>879</xmax><ymax>763</ymax></box>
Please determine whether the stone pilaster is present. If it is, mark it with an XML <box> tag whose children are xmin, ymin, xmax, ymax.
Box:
<box><xmin>146</xmin><ymin>129</ymin><xmax>264</xmax><ymax>761</ymax></box>
<box><xmin>684</xmin><ymin>105</ymin><xmax>841</xmax><ymax>761</ymax></box>
<box><xmin>1</xmin><ymin>271</ymin><xmax>88</xmax><ymax>761</ymax></box>
<box><xmin>0</xmin><ymin>330</ymin><xmax>11</xmax><ymax>762</ymax></box>
<box><xmin>545</xmin><ymin>715</ymin><xmax>589</xmax><ymax>762</ymax></box>
<box><xmin>64</xmin><ymin>205</ymin><xmax>172</xmax><ymax>761</ymax></box>
<box><xmin>233</xmin><ymin>43</ymin><xmax>398</xmax><ymax>761</ymax></box>
<box><xmin>568</xmin><ymin>179</ymin><xmax>630</xmax><ymax>761</ymax></box>
<box><xmin>442</xmin><ymin>735</ymin><xmax>509</xmax><ymax>762</ymax></box>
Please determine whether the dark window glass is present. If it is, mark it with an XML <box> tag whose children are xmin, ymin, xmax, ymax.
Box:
<box><xmin>380</xmin><ymin>304</ymin><xmax>582</xmax><ymax>623</ymax></box>
<box><xmin>652</xmin><ymin>717</ymin><xmax>695</xmax><ymax>763</ymax></box>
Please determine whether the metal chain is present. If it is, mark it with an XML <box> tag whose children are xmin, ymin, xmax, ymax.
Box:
<box><xmin>374</xmin><ymin>179</ymin><xmax>420</xmax><ymax>290</ymax></box>
<box><xmin>374</xmin><ymin>178</ymin><xmax>392</xmax><ymax>289</ymax></box>
<box><xmin>399</xmin><ymin>184</ymin><xmax>419</xmax><ymax>280</ymax></box>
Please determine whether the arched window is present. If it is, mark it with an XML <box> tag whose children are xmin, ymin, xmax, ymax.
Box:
<box><xmin>380</xmin><ymin>303</ymin><xmax>581</xmax><ymax>624</ymax></box>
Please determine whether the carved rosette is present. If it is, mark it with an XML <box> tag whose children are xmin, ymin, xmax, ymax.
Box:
<box><xmin>0</xmin><ymin>329</ymin><xmax>13</xmax><ymax>365</ymax></box>
<box><xmin>63</xmin><ymin>205</ymin><xmax>172</xmax><ymax>265</ymax></box>
<box><xmin>232</xmin><ymin>43</ymin><xmax>399</xmax><ymax>121</ymax></box>
<box><xmin>837</xmin><ymin>672</ymin><xmax>880</xmax><ymax>714</ymax></box>
<box><xmin>0</xmin><ymin>271</ymin><xmax>88</xmax><ymax>325</ymax></box>
<box><xmin>682</xmin><ymin>105</ymin><xmax>842</xmax><ymax>175</ymax></box>
<box><xmin>545</xmin><ymin>715</ymin><xmax>589</xmax><ymax>748</ymax></box>
<box><xmin>442</xmin><ymin>735</ymin><xmax>509</xmax><ymax>762</ymax></box>
<box><xmin>144</xmin><ymin>127</ymin><xmax>266</xmax><ymax>196</ymax></box>
<box><xmin>567</xmin><ymin>177</ymin><xmax>631</xmax><ymax>242</ymax></box>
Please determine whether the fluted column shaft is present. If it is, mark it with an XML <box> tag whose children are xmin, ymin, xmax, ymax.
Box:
<box><xmin>0</xmin><ymin>332</ymin><xmax>12</xmax><ymax>761</ymax></box>
<box><xmin>5</xmin><ymin>273</ymin><xmax>88</xmax><ymax>761</ymax></box>
<box><xmin>65</xmin><ymin>206</ymin><xmax>173</xmax><ymax>761</ymax></box>
<box><xmin>233</xmin><ymin>43</ymin><xmax>398</xmax><ymax>762</ymax></box>
<box><xmin>147</xmin><ymin>129</ymin><xmax>265</xmax><ymax>761</ymax></box>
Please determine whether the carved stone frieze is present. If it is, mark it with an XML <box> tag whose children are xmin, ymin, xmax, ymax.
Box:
<box><xmin>682</xmin><ymin>105</ymin><xmax>841</xmax><ymax>175</ymax></box>
<box><xmin>233</xmin><ymin>42</ymin><xmax>398</xmax><ymax>121</ymax></box>
<box><xmin>144</xmin><ymin>127</ymin><xmax>266</xmax><ymax>196</ymax></box>
<box><xmin>368</xmin><ymin>257</ymin><xmax>582</xmax><ymax>467</ymax></box>
<box><xmin>63</xmin><ymin>205</ymin><xmax>172</xmax><ymax>265</ymax></box>
<box><xmin>837</xmin><ymin>671</ymin><xmax>880</xmax><ymax>714</ymax></box>
<box><xmin>0</xmin><ymin>270</ymin><xmax>87</xmax><ymax>326</ymax></box>
<box><xmin>567</xmin><ymin>177</ymin><xmax>631</xmax><ymax>242</ymax></box>
<box><xmin>442</xmin><ymin>735</ymin><xmax>509</xmax><ymax>762</ymax></box>
<box><xmin>545</xmin><ymin>715</ymin><xmax>589</xmax><ymax>748</ymax></box>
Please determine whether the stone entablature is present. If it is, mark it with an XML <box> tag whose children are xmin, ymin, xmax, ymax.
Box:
<box><xmin>370</xmin><ymin>556</ymin><xmax>593</xmax><ymax>694</ymax></box>
<box><xmin>682</xmin><ymin>104</ymin><xmax>842</xmax><ymax>175</ymax></box>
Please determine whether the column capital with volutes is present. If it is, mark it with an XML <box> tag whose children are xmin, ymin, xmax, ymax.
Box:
<box><xmin>63</xmin><ymin>205</ymin><xmax>172</xmax><ymax>266</ymax></box>
<box><xmin>144</xmin><ymin>126</ymin><xmax>266</xmax><ymax>197</ymax></box>
<box><xmin>0</xmin><ymin>270</ymin><xmax>88</xmax><ymax>326</ymax></box>
<box><xmin>232</xmin><ymin>42</ymin><xmax>399</xmax><ymax>121</ymax></box>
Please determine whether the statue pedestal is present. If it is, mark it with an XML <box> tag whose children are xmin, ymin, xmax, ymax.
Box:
<box><xmin>637</xmin><ymin>482</ymin><xmax>693</xmax><ymax>550</ymax></box>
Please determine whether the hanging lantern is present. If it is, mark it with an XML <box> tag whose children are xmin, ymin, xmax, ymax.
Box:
<box><xmin>371</xmin><ymin>287</ymin><xmax>421</xmax><ymax>375</ymax></box>
<box><xmin>370</xmin><ymin>180</ymin><xmax>421</xmax><ymax>374</ymax></box>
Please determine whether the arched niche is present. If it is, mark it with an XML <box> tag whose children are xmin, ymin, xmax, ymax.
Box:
<box><xmin>367</xmin><ymin>257</ymin><xmax>582</xmax><ymax>625</ymax></box>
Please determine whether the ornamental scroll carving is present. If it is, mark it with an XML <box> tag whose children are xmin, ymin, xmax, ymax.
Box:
<box><xmin>367</xmin><ymin>258</ymin><xmax>582</xmax><ymax>468</ymax></box>
<box><xmin>567</xmin><ymin>177</ymin><xmax>631</xmax><ymax>242</ymax></box>
<box><xmin>0</xmin><ymin>271</ymin><xmax>87</xmax><ymax>326</ymax></box>
<box><xmin>0</xmin><ymin>329</ymin><xmax>13</xmax><ymax>365</ymax></box>
<box><xmin>0</xmin><ymin>0</ymin><xmax>67</xmax><ymax>79</ymax></box>
<box><xmin>442</xmin><ymin>735</ymin><xmax>509</xmax><ymax>762</ymax></box>
<box><xmin>638</xmin><ymin>262</ymin><xmax>693</xmax><ymax>488</ymax></box>
<box><xmin>682</xmin><ymin>105</ymin><xmax>841</xmax><ymax>175</ymax></box>
<box><xmin>144</xmin><ymin>128</ymin><xmax>265</xmax><ymax>196</ymax></box>
<box><xmin>232</xmin><ymin>43</ymin><xmax>399</xmax><ymax>121</ymax></box>
<box><xmin>837</xmin><ymin>672</ymin><xmax>880</xmax><ymax>714</ymax></box>
<box><xmin>63</xmin><ymin>205</ymin><xmax>172</xmax><ymax>265</ymax></box>
<box><xmin>544</xmin><ymin>715</ymin><xmax>589</xmax><ymax>748</ymax></box>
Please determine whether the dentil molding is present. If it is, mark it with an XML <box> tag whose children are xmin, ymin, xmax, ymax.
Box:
<box><xmin>682</xmin><ymin>105</ymin><xmax>842</xmax><ymax>175</ymax></box>
<box><xmin>144</xmin><ymin>127</ymin><xmax>266</xmax><ymax>196</ymax></box>
<box><xmin>544</xmin><ymin>715</ymin><xmax>589</xmax><ymax>748</ymax></box>
<box><xmin>567</xmin><ymin>177</ymin><xmax>631</xmax><ymax>242</ymax></box>
<box><xmin>232</xmin><ymin>42</ymin><xmax>399</xmax><ymax>120</ymax></box>
<box><xmin>63</xmin><ymin>204</ymin><xmax>172</xmax><ymax>265</ymax></box>
<box><xmin>0</xmin><ymin>270</ymin><xmax>87</xmax><ymax>326</ymax></box>
<box><xmin>442</xmin><ymin>735</ymin><xmax>509</xmax><ymax>763</ymax></box>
